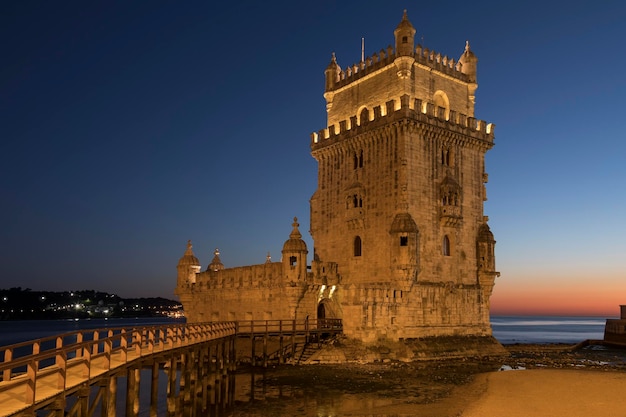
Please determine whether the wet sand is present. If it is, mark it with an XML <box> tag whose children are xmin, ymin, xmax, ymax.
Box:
<box><xmin>459</xmin><ymin>369</ymin><xmax>626</xmax><ymax>417</ymax></box>
<box><xmin>231</xmin><ymin>343</ymin><xmax>626</xmax><ymax>416</ymax></box>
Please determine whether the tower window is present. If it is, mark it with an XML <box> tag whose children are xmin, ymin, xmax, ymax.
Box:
<box><xmin>289</xmin><ymin>256</ymin><xmax>297</xmax><ymax>266</ymax></box>
<box><xmin>400</xmin><ymin>236</ymin><xmax>408</xmax><ymax>246</ymax></box>
<box><xmin>442</xmin><ymin>235</ymin><xmax>451</xmax><ymax>256</ymax></box>
<box><xmin>354</xmin><ymin>150</ymin><xmax>364</xmax><ymax>169</ymax></box>
<box><xmin>354</xmin><ymin>236</ymin><xmax>362</xmax><ymax>257</ymax></box>
<box><xmin>441</xmin><ymin>146</ymin><xmax>454</xmax><ymax>166</ymax></box>
<box><xmin>402</xmin><ymin>36</ymin><xmax>408</xmax><ymax>43</ymax></box>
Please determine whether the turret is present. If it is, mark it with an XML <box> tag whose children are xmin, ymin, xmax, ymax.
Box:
<box><xmin>459</xmin><ymin>40</ymin><xmax>478</xmax><ymax>112</ymax></box>
<box><xmin>281</xmin><ymin>217</ymin><xmax>308</xmax><ymax>283</ymax></box>
<box><xmin>394</xmin><ymin>10</ymin><xmax>415</xmax><ymax>57</ymax></box>
<box><xmin>176</xmin><ymin>240</ymin><xmax>201</xmax><ymax>286</ymax></box>
<box><xmin>324</xmin><ymin>53</ymin><xmax>340</xmax><ymax>92</ymax></box>
<box><xmin>477</xmin><ymin>221</ymin><xmax>499</xmax><ymax>300</ymax></box>
<box><xmin>393</xmin><ymin>10</ymin><xmax>416</xmax><ymax>79</ymax></box>
<box><xmin>207</xmin><ymin>248</ymin><xmax>224</xmax><ymax>272</ymax></box>
<box><xmin>458</xmin><ymin>40</ymin><xmax>478</xmax><ymax>82</ymax></box>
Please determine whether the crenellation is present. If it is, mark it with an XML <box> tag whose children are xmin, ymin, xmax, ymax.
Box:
<box><xmin>311</xmin><ymin>96</ymin><xmax>494</xmax><ymax>151</ymax></box>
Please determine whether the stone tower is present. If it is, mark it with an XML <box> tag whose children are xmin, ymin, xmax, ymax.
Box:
<box><xmin>310</xmin><ymin>10</ymin><xmax>499</xmax><ymax>341</ymax></box>
<box><xmin>176</xmin><ymin>11</ymin><xmax>500</xmax><ymax>347</ymax></box>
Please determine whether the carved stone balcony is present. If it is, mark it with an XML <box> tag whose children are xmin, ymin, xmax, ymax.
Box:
<box><xmin>439</xmin><ymin>205</ymin><xmax>462</xmax><ymax>227</ymax></box>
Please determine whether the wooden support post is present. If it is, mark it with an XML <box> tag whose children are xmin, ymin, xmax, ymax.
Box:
<box><xmin>279</xmin><ymin>320</ymin><xmax>284</xmax><ymax>364</ymax></box>
<box><xmin>45</xmin><ymin>397</ymin><xmax>65</xmax><ymax>417</ymax></box>
<box><xmin>251</xmin><ymin>336</ymin><xmax>256</xmax><ymax>367</ymax></box>
<box><xmin>181</xmin><ymin>352</ymin><xmax>192</xmax><ymax>417</ymax></box>
<box><xmin>291</xmin><ymin>320</ymin><xmax>296</xmax><ymax>362</ymax></box>
<box><xmin>192</xmin><ymin>348</ymin><xmax>204</xmax><ymax>416</ymax></box>
<box><xmin>150</xmin><ymin>361</ymin><xmax>159</xmax><ymax>417</ymax></box>
<box><xmin>263</xmin><ymin>334</ymin><xmax>268</xmax><ymax>368</ymax></box>
<box><xmin>105</xmin><ymin>375</ymin><xmax>117</xmax><ymax>417</ymax></box>
<box><xmin>166</xmin><ymin>356</ymin><xmax>178</xmax><ymax>417</ymax></box>
<box><xmin>200</xmin><ymin>345</ymin><xmax>210</xmax><ymax>413</ymax></box>
<box><xmin>77</xmin><ymin>385</ymin><xmax>90</xmax><ymax>417</ymax></box>
<box><xmin>126</xmin><ymin>367</ymin><xmax>140</xmax><ymax>417</ymax></box>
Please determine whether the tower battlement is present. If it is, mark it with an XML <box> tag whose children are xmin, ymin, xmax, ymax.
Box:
<box><xmin>312</xmin><ymin>94</ymin><xmax>495</xmax><ymax>148</ymax></box>
<box><xmin>328</xmin><ymin>43</ymin><xmax>471</xmax><ymax>92</ymax></box>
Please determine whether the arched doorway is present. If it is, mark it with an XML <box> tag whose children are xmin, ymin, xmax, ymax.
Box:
<box><xmin>317</xmin><ymin>303</ymin><xmax>326</xmax><ymax>319</ymax></box>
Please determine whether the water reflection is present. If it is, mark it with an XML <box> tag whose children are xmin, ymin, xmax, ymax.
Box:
<box><xmin>226</xmin><ymin>362</ymin><xmax>499</xmax><ymax>417</ymax></box>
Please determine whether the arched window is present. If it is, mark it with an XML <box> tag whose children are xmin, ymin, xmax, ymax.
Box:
<box><xmin>354</xmin><ymin>236</ymin><xmax>362</xmax><ymax>257</ymax></box>
<box><xmin>442</xmin><ymin>235</ymin><xmax>451</xmax><ymax>256</ymax></box>
<box><xmin>433</xmin><ymin>90</ymin><xmax>450</xmax><ymax>120</ymax></box>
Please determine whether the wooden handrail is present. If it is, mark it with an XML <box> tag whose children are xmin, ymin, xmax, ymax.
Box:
<box><xmin>0</xmin><ymin>319</ymin><xmax>339</xmax><ymax>412</ymax></box>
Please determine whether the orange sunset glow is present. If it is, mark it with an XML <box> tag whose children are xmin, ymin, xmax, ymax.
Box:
<box><xmin>491</xmin><ymin>277</ymin><xmax>625</xmax><ymax>317</ymax></box>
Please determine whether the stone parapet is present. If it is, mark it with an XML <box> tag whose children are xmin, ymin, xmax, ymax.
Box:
<box><xmin>311</xmin><ymin>94</ymin><xmax>494</xmax><ymax>151</ymax></box>
<box><xmin>329</xmin><ymin>44</ymin><xmax>470</xmax><ymax>92</ymax></box>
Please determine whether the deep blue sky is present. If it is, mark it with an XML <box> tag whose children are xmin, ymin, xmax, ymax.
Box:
<box><xmin>2</xmin><ymin>1</ymin><xmax>625</xmax><ymax>312</ymax></box>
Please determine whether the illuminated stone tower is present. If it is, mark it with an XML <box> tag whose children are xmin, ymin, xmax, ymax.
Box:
<box><xmin>310</xmin><ymin>10</ymin><xmax>499</xmax><ymax>341</ymax></box>
<box><xmin>176</xmin><ymin>11</ymin><xmax>500</xmax><ymax>347</ymax></box>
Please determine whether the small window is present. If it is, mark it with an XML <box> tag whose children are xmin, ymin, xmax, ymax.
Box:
<box><xmin>400</xmin><ymin>236</ymin><xmax>408</xmax><ymax>246</ymax></box>
<box><xmin>289</xmin><ymin>256</ymin><xmax>297</xmax><ymax>266</ymax></box>
<box><xmin>442</xmin><ymin>235</ymin><xmax>451</xmax><ymax>256</ymax></box>
<box><xmin>354</xmin><ymin>236</ymin><xmax>362</xmax><ymax>257</ymax></box>
<box><xmin>402</xmin><ymin>36</ymin><xmax>408</xmax><ymax>43</ymax></box>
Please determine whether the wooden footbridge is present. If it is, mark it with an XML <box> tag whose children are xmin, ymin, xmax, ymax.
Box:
<box><xmin>0</xmin><ymin>319</ymin><xmax>342</xmax><ymax>417</ymax></box>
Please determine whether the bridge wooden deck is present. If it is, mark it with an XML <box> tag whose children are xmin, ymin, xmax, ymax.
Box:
<box><xmin>0</xmin><ymin>319</ymin><xmax>342</xmax><ymax>416</ymax></box>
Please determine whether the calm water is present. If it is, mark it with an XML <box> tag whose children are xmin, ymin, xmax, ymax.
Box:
<box><xmin>0</xmin><ymin>316</ymin><xmax>185</xmax><ymax>347</ymax></box>
<box><xmin>0</xmin><ymin>315</ymin><xmax>612</xmax><ymax>347</ymax></box>
<box><xmin>490</xmin><ymin>315</ymin><xmax>610</xmax><ymax>344</ymax></box>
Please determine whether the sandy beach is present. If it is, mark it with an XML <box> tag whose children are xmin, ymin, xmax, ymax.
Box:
<box><xmin>459</xmin><ymin>369</ymin><xmax>626</xmax><ymax>417</ymax></box>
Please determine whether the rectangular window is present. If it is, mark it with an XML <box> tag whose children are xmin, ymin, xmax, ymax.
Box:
<box><xmin>400</xmin><ymin>236</ymin><xmax>408</xmax><ymax>246</ymax></box>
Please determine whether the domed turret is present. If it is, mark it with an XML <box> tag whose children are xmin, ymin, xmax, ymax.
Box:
<box><xmin>282</xmin><ymin>217</ymin><xmax>308</xmax><ymax>254</ymax></box>
<box><xmin>178</xmin><ymin>240</ymin><xmax>200</xmax><ymax>267</ymax></box>
<box><xmin>459</xmin><ymin>40</ymin><xmax>478</xmax><ymax>83</ymax></box>
<box><xmin>393</xmin><ymin>10</ymin><xmax>416</xmax><ymax>78</ymax></box>
<box><xmin>324</xmin><ymin>52</ymin><xmax>341</xmax><ymax>92</ymax></box>
<box><xmin>394</xmin><ymin>10</ymin><xmax>416</xmax><ymax>57</ymax></box>
<box><xmin>282</xmin><ymin>217</ymin><xmax>308</xmax><ymax>283</ymax></box>
<box><xmin>207</xmin><ymin>248</ymin><xmax>224</xmax><ymax>272</ymax></box>
<box><xmin>177</xmin><ymin>240</ymin><xmax>201</xmax><ymax>286</ymax></box>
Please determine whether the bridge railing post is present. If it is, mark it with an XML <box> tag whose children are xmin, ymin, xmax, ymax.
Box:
<box><xmin>148</xmin><ymin>329</ymin><xmax>155</xmax><ymax>353</ymax></box>
<box><xmin>103</xmin><ymin>336</ymin><xmax>112</xmax><ymax>371</ymax></box>
<box><xmin>55</xmin><ymin>335</ymin><xmax>67</xmax><ymax>390</ymax></box>
<box><xmin>133</xmin><ymin>329</ymin><xmax>142</xmax><ymax>356</ymax></box>
<box><xmin>120</xmin><ymin>329</ymin><xmax>128</xmax><ymax>363</ymax></box>
<box><xmin>3</xmin><ymin>347</ymin><xmax>12</xmax><ymax>381</ymax></box>
<box><xmin>25</xmin><ymin>357</ymin><xmax>37</xmax><ymax>406</ymax></box>
<box><xmin>92</xmin><ymin>330</ymin><xmax>100</xmax><ymax>355</ymax></box>
<box><xmin>75</xmin><ymin>333</ymin><xmax>83</xmax><ymax>360</ymax></box>
<box><xmin>82</xmin><ymin>343</ymin><xmax>92</xmax><ymax>378</ymax></box>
